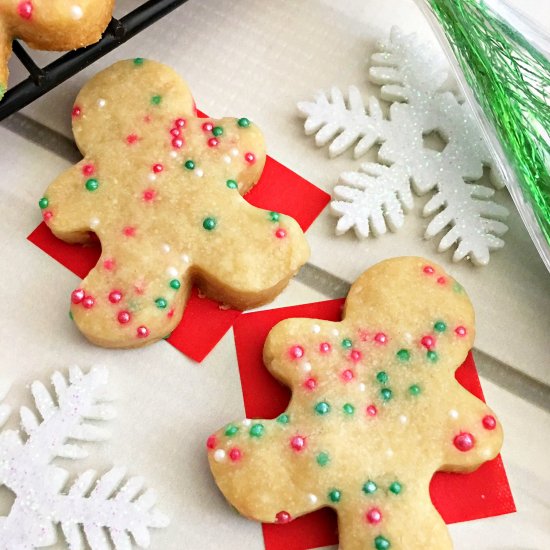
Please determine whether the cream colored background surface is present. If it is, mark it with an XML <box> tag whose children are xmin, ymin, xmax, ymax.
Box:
<box><xmin>0</xmin><ymin>1</ymin><xmax>549</xmax><ymax>549</ymax></box>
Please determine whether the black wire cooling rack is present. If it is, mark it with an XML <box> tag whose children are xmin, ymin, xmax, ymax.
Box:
<box><xmin>0</xmin><ymin>0</ymin><xmax>189</xmax><ymax>121</ymax></box>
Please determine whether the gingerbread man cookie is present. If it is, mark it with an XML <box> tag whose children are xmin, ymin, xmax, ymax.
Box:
<box><xmin>0</xmin><ymin>0</ymin><xmax>114</xmax><ymax>98</ymax></box>
<box><xmin>40</xmin><ymin>59</ymin><xmax>310</xmax><ymax>349</ymax></box>
<box><xmin>208</xmin><ymin>257</ymin><xmax>502</xmax><ymax>550</ymax></box>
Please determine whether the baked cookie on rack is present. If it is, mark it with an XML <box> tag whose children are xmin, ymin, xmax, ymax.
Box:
<box><xmin>208</xmin><ymin>256</ymin><xmax>503</xmax><ymax>550</ymax></box>
<box><xmin>40</xmin><ymin>59</ymin><xmax>310</xmax><ymax>349</ymax></box>
<box><xmin>0</xmin><ymin>0</ymin><xmax>115</xmax><ymax>98</ymax></box>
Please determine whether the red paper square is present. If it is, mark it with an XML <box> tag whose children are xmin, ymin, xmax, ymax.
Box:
<box><xmin>28</xmin><ymin>157</ymin><xmax>329</xmax><ymax>362</ymax></box>
<box><xmin>233</xmin><ymin>300</ymin><xmax>515</xmax><ymax>550</ymax></box>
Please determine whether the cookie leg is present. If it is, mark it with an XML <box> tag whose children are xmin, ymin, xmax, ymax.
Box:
<box><xmin>0</xmin><ymin>23</ymin><xmax>11</xmax><ymax>99</ymax></box>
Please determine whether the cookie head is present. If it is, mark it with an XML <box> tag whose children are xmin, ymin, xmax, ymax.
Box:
<box><xmin>40</xmin><ymin>59</ymin><xmax>309</xmax><ymax>349</ymax></box>
<box><xmin>208</xmin><ymin>257</ymin><xmax>502</xmax><ymax>549</ymax></box>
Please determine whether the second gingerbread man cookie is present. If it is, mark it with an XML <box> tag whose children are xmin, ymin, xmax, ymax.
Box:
<box><xmin>40</xmin><ymin>59</ymin><xmax>310</xmax><ymax>349</ymax></box>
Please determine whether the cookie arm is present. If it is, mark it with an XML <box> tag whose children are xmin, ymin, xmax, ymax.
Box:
<box><xmin>0</xmin><ymin>21</ymin><xmax>10</xmax><ymax>99</ymax></box>
<box><xmin>41</xmin><ymin>162</ymin><xmax>99</xmax><ymax>243</ymax></box>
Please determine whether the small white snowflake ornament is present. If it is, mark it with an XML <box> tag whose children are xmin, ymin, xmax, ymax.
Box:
<box><xmin>298</xmin><ymin>26</ymin><xmax>509</xmax><ymax>265</ymax></box>
<box><xmin>0</xmin><ymin>367</ymin><xmax>169</xmax><ymax>550</ymax></box>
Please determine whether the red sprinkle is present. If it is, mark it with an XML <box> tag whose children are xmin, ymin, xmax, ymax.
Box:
<box><xmin>374</xmin><ymin>332</ymin><xmax>388</xmax><ymax>344</ymax></box>
<box><xmin>175</xmin><ymin>118</ymin><xmax>186</xmax><ymax>128</ymax></box>
<box><xmin>365</xmin><ymin>508</ymin><xmax>382</xmax><ymax>524</ymax></box>
<box><xmin>228</xmin><ymin>447</ymin><xmax>242</xmax><ymax>462</ymax></box>
<box><xmin>366</xmin><ymin>405</ymin><xmax>378</xmax><ymax>417</ymax></box>
<box><xmin>82</xmin><ymin>164</ymin><xmax>95</xmax><ymax>176</ymax></box>
<box><xmin>206</xmin><ymin>435</ymin><xmax>217</xmax><ymax>450</ymax></box>
<box><xmin>275</xmin><ymin>228</ymin><xmax>287</xmax><ymax>239</ymax></box>
<box><xmin>482</xmin><ymin>415</ymin><xmax>497</xmax><ymax>430</ymax></box>
<box><xmin>207</xmin><ymin>137</ymin><xmax>219</xmax><ymax>147</ymax></box>
<box><xmin>244</xmin><ymin>152</ymin><xmax>256</xmax><ymax>164</ymax></box>
<box><xmin>303</xmin><ymin>378</ymin><xmax>317</xmax><ymax>391</ymax></box>
<box><xmin>437</xmin><ymin>276</ymin><xmax>447</xmax><ymax>285</ymax></box>
<box><xmin>319</xmin><ymin>342</ymin><xmax>331</xmax><ymax>353</ymax></box>
<box><xmin>341</xmin><ymin>369</ymin><xmax>354</xmax><ymax>382</ymax></box>
<box><xmin>123</xmin><ymin>226</ymin><xmax>136</xmax><ymax>237</ymax></box>
<box><xmin>290</xmin><ymin>436</ymin><xmax>306</xmax><ymax>452</ymax></box>
<box><xmin>349</xmin><ymin>349</ymin><xmax>362</xmax><ymax>362</ymax></box>
<box><xmin>42</xmin><ymin>210</ymin><xmax>53</xmax><ymax>222</ymax></box>
<box><xmin>423</xmin><ymin>265</ymin><xmax>435</xmax><ymax>275</ymax></box>
<box><xmin>455</xmin><ymin>326</ymin><xmax>467</xmax><ymax>337</ymax></box>
<box><xmin>170</xmin><ymin>128</ymin><xmax>181</xmax><ymax>137</ymax></box>
<box><xmin>72</xmin><ymin>106</ymin><xmax>82</xmax><ymax>118</ymax></box>
<box><xmin>290</xmin><ymin>345</ymin><xmax>304</xmax><ymax>359</ymax></box>
<box><xmin>143</xmin><ymin>189</ymin><xmax>156</xmax><ymax>202</ymax></box>
<box><xmin>136</xmin><ymin>326</ymin><xmax>150</xmax><ymax>338</ymax></box>
<box><xmin>17</xmin><ymin>1</ymin><xmax>33</xmax><ymax>19</ymax></box>
<box><xmin>71</xmin><ymin>289</ymin><xmax>85</xmax><ymax>304</ymax></box>
<box><xmin>108</xmin><ymin>290</ymin><xmax>122</xmax><ymax>304</ymax></box>
<box><xmin>202</xmin><ymin>122</ymin><xmax>214</xmax><ymax>132</ymax></box>
<box><xmin>167</xmin><ymin>308</ymin><xmax>175</xmax><ymax>318</ymax></box>
<box><xmin>172</xmin><ymin>137</ymin><xmax>184</xmax><ymax>148</ymax></box>
<box><xmin>453</xmin><ymin>432</ymin><xmax>475</xmax><ymax>452</ymax></box>
<box><xmin>117</xmin><ymin>311</ymin><xmax>131</xmax><ymax>324</ymax></box>
<box><xmin>152</xmin><ymin>163</ymin><xmax>164</xmax><ymax>174</ymax></box>
<box><xmin>275</xmin><ymin>511</ymin><xmax>292</xmax><ymax>524</ymax></box>
<box><xmin>103</xmin><ymin>258</ymin><xmax>115</xmax><ymax>271</ymax></box>
<box><xmin>421</xmin><ymin>335</ymin><xmax>435</xmax><ymax>349</ymax></box>
<box><xmin>82</xmin><ymin>296</ymin><xmax>95</xmax><ymax>309</ymax></box>
<box><xmin>126</xmin><ymin>134</ymin><xmax>139</xmax><ymax>145</ymax></box>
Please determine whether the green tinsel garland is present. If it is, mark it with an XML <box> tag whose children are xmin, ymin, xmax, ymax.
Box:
<box><xmin>421</xmin><ymin>0</ymin><xmax>550</xmax><ymax>258</ymax></box>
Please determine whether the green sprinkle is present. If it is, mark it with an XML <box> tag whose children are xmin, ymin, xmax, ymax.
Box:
<box><xmin>151</xmin><ymin>94</ymin><xmax>162</xmax><ymax>105</ymax></box>
<box><xmin>202</xmin><ymin>217</ymin><xmax>217</xmax><ymax>231</ymax></box>
<box><xmin>249</xmin><ymin>423</ymin><xmax>264</xmax><ymax>438</ymax></box>
<box><xmin>276</xmin><ymin>413</ymin><xmax>289</xmax><ymax>424</ymax></box>
<box><xmin>269</xmin><ymin>211</ymin><xmax>280</xmax><ymax>222</ymax></box>
<box><xmin>380</xmin><ymin>388</ymin><xmax>393</xmax><ymax>401</ymax></box>
<box><xmin>434</xmin><ymin>321</ymin><xmax>447</xmax><ymax>333</ymax></box>
<box><xmin>362</xmin><ymin>480</ymin><xmax>377</xmax><ymax>494</ymax></box>
<box><xmin>163</xmin><ymin>333</ymin><xmax>172</xmax><ymax>340</ymax></box>
<box><xmin>38</xmin><ymin>197</ymin><xmax>49</xmax><ymax>209</ymax></box>
<box><xmin>184</xmin><ymin>160</ymin><xmax>195</xmax><ymax>170</ymax></box>
<box><xmin>316</xmin><ymin>452</ymin><xmax>330</xmax><ymax>467</ymax></box>
<box><xmin>212</xmin><ymin>126</ymin><xmax>224</xmax><ymax>136</ymax></box>
<box><xmin>169</xmin><ymin>279</ymin><xmax>181</xmax><ymax>290</ymax></box>
<box><xmin>396</xmin><ymin>349</ymin><xmax>410</xmax><ymax>361</ymax></box>
<box><xmin>68</xmin><ymin>310</ymin><xmax>73</xmax><ymax>320</ymax></box>
<box><xmin>389</xmin><ymin>481</ymin><xmax>402</xmax><ymax>495</ymax></box>
<box><xmin>427</xmin><ymin>350</ymin><xmax>438</xmax><ymax>362</ymax></box>
<box><xmin>328</xmin><ymin>489</ymin><xmax>341</xmax><ymax>503</ymax></box>
<box><xmin>376</xmin><ymin>371</ymin><xmax>388</xmax><ymax>384</ymax></box>
<box><xmin>155</xmin><ymin>298</ymin><xmax>167</xmax><ymax>309</ymax></box>
<box><xmin>0</xmin><ymin>84</ymin><xmax>5</xmax><ymax>100</ymax></box>
<box><xmin>133</xmin><ymin>57</ymin><xmax>144</xmax><ymax>65</ymax></box>
<box><xmin>237</xmin><ymin>117</ymin><xmax>250</xmax><ymax>128</ymax></box>
<box><xmin>226</xmin><ymin>179</ymin><xmax>238</xmax><ymax>189</ymax></box>
<box><xmin>342</xmin><ymin>403</ymin><xmax>355</xmax><ymax>415</ymax></box>
<box><xmin>314</xmin><ymin>402</ymin><xmax>331</xmax><ymax>415</ymax></box>
<box><xmin>341</xmin><ymin>338</ymin><xmax>352</xmax><ymax>349</ymax></box>
<box><xmin>453</xmin><ymin>281</ymin><xmax>464</xmax><ymax>293</ymax></box>
<box><xmin>375</xmin><ymin>535</ymin><xmax>391</xmax><ymax>550</ymax></box>
<box><xmin>224</xmin><ymin>424</ymin><xmax>239</xmax><ymax>437</ymax></box>
<box><xmin>85</xmin><ymin>178</ymin><xmax>99</xmax><ymax>191</ymax></box>
<box><xmin>409</xmin><ymin>384</ymin><xmax>421</xmax><ymax>396</ymax></box>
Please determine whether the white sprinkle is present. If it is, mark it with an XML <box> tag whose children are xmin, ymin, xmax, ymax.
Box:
<box><xmin>70</xmin><ymin>5</ymin><xmax>83</xmax><ymax>20</ymax></box>
<box><xmin>403</xmin><ymin>332</ymin><xmax>413</xmax><ymax>343</ymax></box>
<box><xmin>213</xmin><ymin>449</ymin><xmax>226</xmax><ymax>462</ymax></box>
<box><xmin>311</xmin><ymin>324</ymin><xmax>321</xmax><ymax>334</ymax></box>
<box><xmin>386</xmin><ymin>448</ymin><xmax>394</xmax><ymax>458</ymax></box>
<box><xmin>482</xmin><ymin>448</ymin><xmax>493</xmax><ymax>459</ymax></box>
<box><xmin>148</xmin><ymin>174</ymin><xmax>157</xmax><ymax>182</ymax></box>
<box><xmin>308</xmin><ymin>494</ymin><xmax>318</xmax><ymax>504</ymax></box>
<box><xmin>230</xmin><ymin>147</ymin><xmax>239</xmax><ymax>157</ymax></box>
<box><xmin>302</xmin><ymin>362</ymin><xmax>312</xmax><ymax>373</ymax></box>
<box><xmin>449</xmin><ymin>409</ymin><xmax>459</xmax><ymax>419</ymax></box>
<box><xmin>359</xmin><ymin>383</ymin><xmax>366</xmax><ymax>392</ymax></box>
<box><xmin>399</xmin><ymin>415</ymin><xmax>408</xmax><ymax>425</ymax></box>
<box><xmin>331</xmin><ymin>329</ymin><xmax>339</xmax><ymax>336</ymax></box>
<box><xmin>242</xmin><ymin>419</ymin><xmax>251</xmax><ymax>427</ymax></box>
<box><xmin>89</xmin><ymin>217</ymin><xmax>100</xmax><ymax>229</ymax></box>
<box><xmin>223</xmin><ymin>155</ymin><xmax>232</xmax><ymax>164</ymax></box>
<box><xmin>162</xmin><ymin>243</ymin><xmax>171</xmax><ymax>253</ymax></box>
<box><xmin>166</xmin><ymin>266</ymin><xmax>178</xmax><ymax>278</ymax></box>
<box><xmin>181</xmin><ymin>254</ymin><xmax>190</xmax><ymax>264</ymax></box>
<box><xmin>170</xmin><ymin>151</ymin><xmax>178</xmax><ymax>159</ymax></box>
<box><xmin>97</xmin><ymin>98</ymin><xmax>106</xmax><ymax>108</ymax></box>
<box><xmin>195</xmin><ymin>168</ymin><xmax>204</xmax><ymax>177</ymax></box>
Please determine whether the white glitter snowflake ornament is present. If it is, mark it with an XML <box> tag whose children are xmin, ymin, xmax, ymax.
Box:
<box><xmin>0</xmin><ymin>367</ymin><xmax>169</xmax><ymax>549</ymax></box>
<box><xmin>298</xmin><ymin>26</ymin><xmax>509</xmax><ymax>265</ymax></box>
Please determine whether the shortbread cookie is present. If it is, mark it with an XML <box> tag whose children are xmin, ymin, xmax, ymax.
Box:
<box><xmin>40</xmin><ymin>59</ymin><xmax>310</xmax><ymax>349</ymax></box>
<box><xmin>0</xmin><ymin>0</ymin><xmax>114</xmax><ymax>98</ymax></box>
<box><xmin>208</xmin><ymin>257</ymin><xmax>502</xmax><ymax>550</ymax></box>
